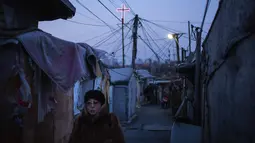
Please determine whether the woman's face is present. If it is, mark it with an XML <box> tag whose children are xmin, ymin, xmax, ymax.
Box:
<box><xmin>85</xmin><ymin>99</ymin><xmax>102</xmax><ymax>116</ymax></box>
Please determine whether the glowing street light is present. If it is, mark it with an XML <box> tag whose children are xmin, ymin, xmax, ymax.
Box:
<box><xmin>167</xmin><ymin>33</ymin><xmax>174</xmax><ymax>39</ymax></box>
<box><xmin>167</xmin><ymin>33</ymin><xmax>185</xmax><ymax>62</ymax></box>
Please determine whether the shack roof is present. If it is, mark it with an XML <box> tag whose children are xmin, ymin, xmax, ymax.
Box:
<box><xmin>109</xmin><ymin>68</ymin><xmax>133</xmax><ymax>84</ymax></box>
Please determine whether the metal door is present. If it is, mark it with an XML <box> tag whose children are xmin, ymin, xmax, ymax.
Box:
<box><xmin>113</xmin><ymin>86</ymin><xmax>127</xmax><ymax>121</ymax></box>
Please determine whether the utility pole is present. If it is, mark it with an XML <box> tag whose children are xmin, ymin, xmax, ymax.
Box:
<box><xmin>117</xmin><ymin>4</ymin><xmax>130</xmax><ymax>68</ymax></box>
<box><xmin>122</xmin><ymin>18</ymin><xmax>125</xmax><ymax>68</ymax></box>
<box><xmin>194</xmin><ymin>27</ymin><xmax>202</xmax><ymax>125</ymax></box>
<box><xmin>174</xmin><ymin>34</ymin><xmax>180</xmax><ymax>62</ymax></box>
<box><xmin>132</xmin><ymin>14</ymin><xmax>139</xmax><ymax>69</ymax></box>
<box><xmin>188</xmin><ymin>21</ymin><xmax>191</xmax><ymax>53</ymax></box>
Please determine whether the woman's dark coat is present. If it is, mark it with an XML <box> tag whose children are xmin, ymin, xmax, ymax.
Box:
<box><xmin>68</xmin><ymin>105</ymin><xmax>125</xmax><ymax>143</ymax></box>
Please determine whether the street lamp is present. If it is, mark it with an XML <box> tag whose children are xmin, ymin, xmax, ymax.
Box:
<box><xmin>167</xmin><ymin>33</ymin><xmax>174</xmax><ymax>40</ymax></box>
<box><xmin>167</xmin><ymin>33</ymin><xmax>185</xmax><ymax>62</ymax></box>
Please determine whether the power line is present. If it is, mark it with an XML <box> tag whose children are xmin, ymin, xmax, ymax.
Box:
<box><xmin>139</xmin><ymin>28</ymin><xmax>155</xmax><ymax>58</ymax></box>
<box><xmin>76</xmin><ymin>0</ymin><xmax>124</xmax><ymax>40</ymax></box>
<box><xmin>125</xmin><ymin>38</ymin><xmax>133</xmax><ymax>53</ymax></box>
<box><xmin>111</xmin><ymin>24</ymin><xmax>133</xmax><ymax>53</ymax></box>
<box><xmin>142</xmin><ymin>18</ymin><xmax>207</xmax><ymax>40</ymax></box>
<box><xmin>76</xmin><ymin>0</ymin><xmax>115</xmax><ymax>30</ymax></box>
<box><xmin>98</xmin><ymin>0</ymin><xmax>121</xmax><ymax>22</ymax></box>
<box><xmin>93</xmin><ymin>28</ymin><xmax>122</xmax><ymax>47</ymax></box>
<box><xmin>109</xmin><ymin>0</ymin><xmax>119</xmax><ymax>8</ymax></box>
<box><xmin>146</xmin><ymin>20</ymin><xmax>212</xmax><ymax>25</ymax></box>
<box><xmin>83</xmin><ymin>28</ymin><xmax>120</xmax><ymax>42</ymax></box>
<box><xmin>158</xmin><ymin>40</ymin><xmax>174</xmax><ymax>57</ymax></box>
<box><xmin>93</xmin><ymin>19</ymin><xmax>132</xmax><ymax>48</ymax></box>
<box><xmin>140</xmin><ymin>22</ymin><xmax>168</xmax><ymax>59</ymax></box>
<box><xmin>94</xmin><ymin>19</ymin><xmax>132</xmax><ymax>52</ymax></box>
<box><xmin>64</xmin><ymin>19</ymin><xmax>108</xmax><ymax>27</ymax></box>
<box><xmin>140</xmin><ymin>18</ymin><xmax>197</xmax><ymax>41</ymax></box>
<box><xmin>113</xmin><ymin>39</ymin><xmax>133</xmax><ymax>57</ymax></box>
<box><xmin>99</xmin><ymin>34</ymin><xmax>122</xmax><ymax>47</ymax></box>
<box><xmin>140</xmin><ymin>21</ymin><xmax>169</xmax><ymax>59</ymax></box>
<box><xmin>141</xmin><ymin>18</ymin><xmax>181</xmax><ymax>33</ymax></box>
<box><xmin>160</xmin><ymin>41</ymin><xmax>174</xmax><ymax>58</ymax></box>
<box><xmin>141</xmin><ymin>21</ymin><xmax>169</xmax><ymax>47</ymax></box>
<box><xmin>149</xmin><ymin>41</ymin><xmax>173</xmax><ymax>60</ymax></box>
<box><xmin>76</xmin><ymin>11</ymin><xmax>101</xmax><ymax>23</ymax></box>
<box><xmin>93</xmin><ymin>29</ymin><xmax>122</xmax><ymax>47</ymax></box>
<box><xmin>142</xmin><ymin>38</ymin><xmax>168</xmax><ymax>41</ymax></box>
<box><xmin>138</xmin><ymin>36</ymin><xmax>163</xmax><ymax>61</ymax></box>
<box><xmin>97</xmin><ymin>0</ymin><xmax>132</xmax><ymax>30</ymax></box>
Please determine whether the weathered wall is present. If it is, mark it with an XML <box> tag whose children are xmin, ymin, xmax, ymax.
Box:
<box><xmin>0</xmin><ymin>44</ymin><xmax>74</xmax><ymax>143</ymax></box>
<box><xmin>53</xmin><ymin>88</ymin><xmax>73</xmax><ymax>143</ymax></box>
<box><xmin>23</xmin><ymin>64</ymin><xmax>74</xmax><ymax>143</ymax></box>
<box><xmin>203</xmin><ymin>0</ymin><xmax>255</xmax><ymax>143</ymax></box>
<box><xmin>0</xmin><ymin>43</ymin><xmax>29</xmax><ymax>143</ymax></box>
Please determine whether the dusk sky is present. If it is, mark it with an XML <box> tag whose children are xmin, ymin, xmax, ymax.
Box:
<box><xmin>39</xmin><ymin>0</ymin><xmax>219</xmax><ymax>64</ymax></box>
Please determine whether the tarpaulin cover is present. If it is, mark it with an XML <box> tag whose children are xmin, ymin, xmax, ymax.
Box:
<box><xmin>17</xmin><ymin>30</ymin><xmax>97</xmax><ymax>92</ymax></box>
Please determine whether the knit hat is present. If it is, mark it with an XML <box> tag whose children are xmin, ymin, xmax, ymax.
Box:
<box><xmin>84</xmin><ymin>90</ymin><xmax>105</xmax><ymax>105</ymax></box>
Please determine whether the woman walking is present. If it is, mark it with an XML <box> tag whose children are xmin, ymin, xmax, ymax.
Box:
<box><xmin>69</xmin><ymin>90</ymin><xmax>125</xmax><ymax>143</ymax></box>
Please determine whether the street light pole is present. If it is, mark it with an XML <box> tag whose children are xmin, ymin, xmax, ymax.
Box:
<box><xmin>167</xmin><ymin>33</ymin><xmax>184</xmax><ymax>63</ymax></box>
<box><xmin>174</xmin><ymin>34</ymin><xmax>180</xmax><ymax>62</ymax></box>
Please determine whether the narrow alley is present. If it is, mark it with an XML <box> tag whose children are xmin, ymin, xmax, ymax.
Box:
<box><xmin>2</xmin><ymin>1</ymin><xmax>255</xmax><ymax>143</ymax></box>
<box><xmin>123</xmin><ymin>105</ymin><xmax>172</xmax><ymax>143</ymax></box>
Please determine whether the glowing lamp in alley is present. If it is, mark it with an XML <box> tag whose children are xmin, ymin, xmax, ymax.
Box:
<box><xmin>167</xmin><ymin>34</ymin><xmax>174</xmax><ymax>39</ymax></box>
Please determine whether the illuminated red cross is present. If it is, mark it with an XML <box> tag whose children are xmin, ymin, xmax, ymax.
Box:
<box><xmin>116</xmin><ymin>4</ymin><xmax>130</xmax><ymax>22</ymax></box>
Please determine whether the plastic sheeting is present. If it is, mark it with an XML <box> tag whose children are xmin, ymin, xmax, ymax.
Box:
<box><xmin>17</xmin><ymin>30</ymin><xmax>97</xmax><ymax>92</ymax></box>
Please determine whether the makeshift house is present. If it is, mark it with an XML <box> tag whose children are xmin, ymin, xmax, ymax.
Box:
<box><xmin>108</xmin><ymin>68</ymin><xmax>137</xmax><ymax>123</ymax></box>
<box><xmin>0</xmin><ymin>29</ymin><xmax>103</xmax><ymax>143</ymax></box>
<box><xmin>0</xmin><ymin>28</ymin><xmax>104</xmax><ymax>143</ymax></box>
<box><xmin>0</xmin><ymin>1</ymin><xmax>79</xmax><ymax>143</ymax></box>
